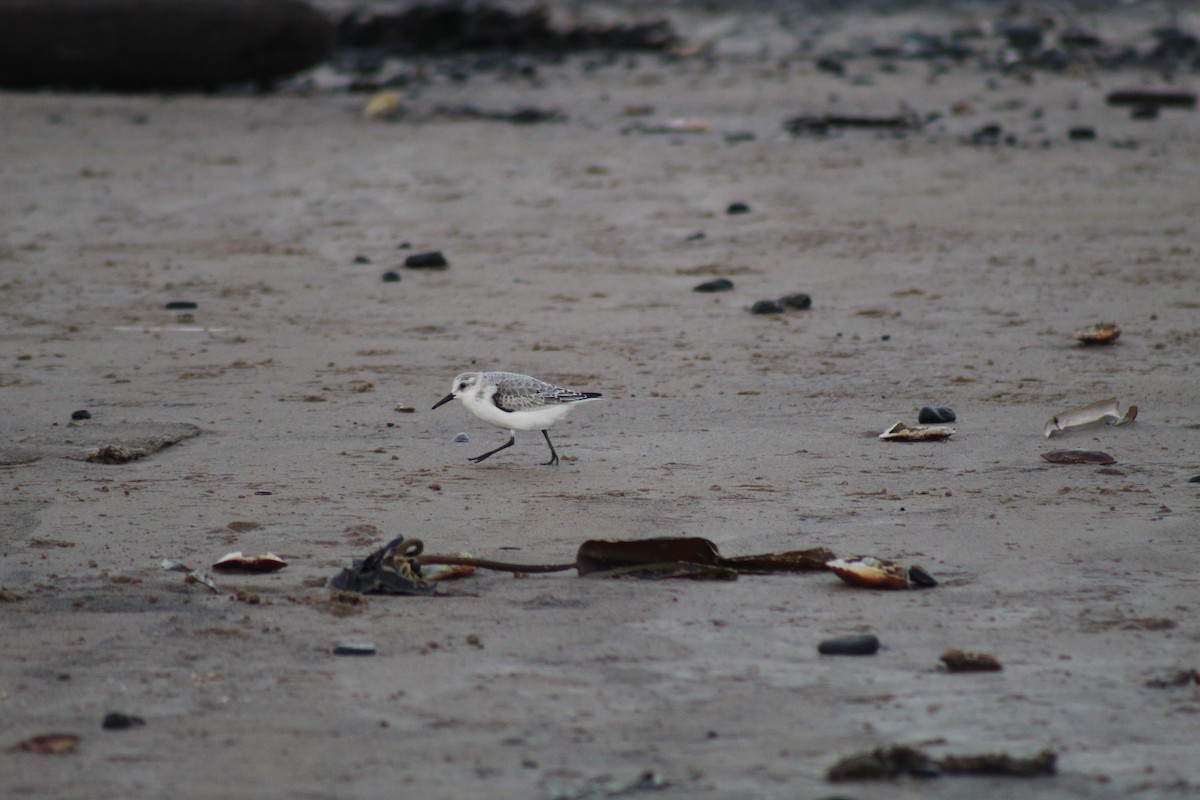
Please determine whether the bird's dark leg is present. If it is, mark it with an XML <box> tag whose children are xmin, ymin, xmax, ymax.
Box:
<box><xmin>470</xmin><ymin>434</ymin><xmax>515</xmax><ymax>463</ymax></box>
<box><xmin>540</xmin><ymin>430</ymin><xmax>559</xmax><ymax>466</ymax></box>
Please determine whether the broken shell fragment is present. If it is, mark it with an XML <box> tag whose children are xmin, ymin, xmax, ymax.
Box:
<box><xmin>1043</xmin><ymin>398</ymin><xmax>1137</xmax><ymax>438</ymax></box>
<box><xmin>1041</xmin><ymin>449</ymin><xmax>1117</xmax><ymax>465</ymax></box>
<box><xmin>14</xmin><ymin>734</ymin><xmax>80</xmax><ymax>754</ymax></box>
<box><xmin>1073</xmin><ymin>321</ymin><xmax>1121</xmax><ymax>345</ymax></box>
<box><xmin>827</xmin><ymin>556</ymin><xmax>935</xmax><ymax>590</ymax></box>
<box><xmin>211</xmin><ymin>551</ymin><xmax>288</xmax><ymax>574</ymax></box>
<box><xmin>879</xmin><ymin>420</ymin><xmax>955</xmax><ymax>441</ymax></box>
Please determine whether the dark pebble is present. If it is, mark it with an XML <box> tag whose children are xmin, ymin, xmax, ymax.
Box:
<box><xmin>779</xmin><ymin>293</ymin><xmax>812</xmax><ymax>310</ymax></box>
<box><xmin>354</xmin><ymin>255</ymin><xmax>372</xmax><ymax>264</ymax></box>
<box><xmin>750</xmin><ymin>299</ymin><xmax>785</xmax><ymax>314</ymax></box>
<box><xmin>164</xmin><ymin>300</ymin><xmax>197</xmax><ymax>310</ymax></box>
<box><xmin>918</xmin><ymin>406</ymin><xmax>956</xmax><ymax>424</ymax></box>
<box><xmin>816</xmin><ymin>55</ymin><xmax>847</xmax><ymax>76</ymax></box>
<box><xmin>333</xmin><ymin>642</ymin><xmax>376</xmax><ymax>656</ymax></box>
<box><xmin>880</xmin><ymin>334</ymin><xmax>891</xmax><ymax>341</ymax></box>
<box><xmin>694</xmin><ymin>278</ymin><xmax>734</xmax><ymax>293</ymax></box>
<box><xmin>70</xmin><ymin>409</ymin><xmax>91</xmax><ymax>421</ymax></box>
<box><xmin>818</xmin><ymin>634</ymin><xmax>880</xmax><ymax>656</ymax></box>
<box><xmin>1187</xmin><ymin>475</ymin><xmax>1200</xmax><ymax>484</ymax></box>
<box><xmin>1002</xmin><ymin>24</ymin><xmax>1044</xmax><ymax>52</ymax></box>
<box><xmin>1131</xmin><ymin>105</ymin><xmax>1159</xmax><ymax>120</ymax></box>
<box><xmin>969</xmin><ymin>123</ymin><xmax>1003</xmax><ymax>146</ymax></box>
<box><xmin>684</xmin><ymin>231</ymin><xmax>706</xmax><ymax>241</ymax></box>
<box><xmin>102</xmin><ymin>712</ymin><xmax>145</xmax><ymax>730</ymax></box>
<box><xmin>254</xmin><ymin>490</ymin><xmax>273</xmax><ymax>496</ymax></box>
<box><xmin>404</xmin><ymin>251</ymin><xmax>449</xmax><ymax>269</ymax></box>
<box><xmin>726</xmin><ymin>201</ymin><xmax>751</xmax><ymax>215</ymax></box>
<box><xmin>454</xmin><ymin>432</ymin><xmax>470</xmax><ymax>443</ymax></box>
<box><xmin>397</xmin><ymin>242</ymin><xmax>412</xmax><ymax>249</ymax></box>
<box><xmin>908</xmin><ymin>566</ymin><xmax>938</xmax><ymax>588</ymax></box>
<box><xmin>381</xmin><ymin>270</ymin><xmax>402</xmax><ymax>282</ymax></box>
<box><xmin>1068</xmin><ymin>126</ymin><xmax>1096</xmax><ymax>141</ymax></box>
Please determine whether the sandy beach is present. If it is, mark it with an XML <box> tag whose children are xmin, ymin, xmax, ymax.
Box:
<box><xmin>2</xmin><ymin>2</ymin><xmax>1200</xmax><ymax>797</ymax></box>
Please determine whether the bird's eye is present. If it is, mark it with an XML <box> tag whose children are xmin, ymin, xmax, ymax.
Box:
<box><xmin>458</xmin><ymin>383</ymin><xmax>467</xmax><ymax>391</ymax></box>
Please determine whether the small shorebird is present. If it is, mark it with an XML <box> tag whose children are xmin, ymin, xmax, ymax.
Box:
<box><xmin>432</xmin><ymin>371</ymin><xmax>601</xmax><ymax>465</ymax></box>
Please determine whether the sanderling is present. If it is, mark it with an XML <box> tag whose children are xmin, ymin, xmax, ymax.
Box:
<box><xmin>432</xmin><ymin>371</ymin><xmax>601</xmax><ymax>465</ymax></box>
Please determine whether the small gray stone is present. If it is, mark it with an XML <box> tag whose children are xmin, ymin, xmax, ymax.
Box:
<box><xmin>818</xmin><ymin>634</ymin><xmax>880</xmax><ymax>656</ymax></box>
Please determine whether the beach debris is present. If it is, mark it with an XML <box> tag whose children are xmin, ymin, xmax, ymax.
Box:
<box><xmin>818</xmin><ymin>634</ymin><xmax>880</xmax><ymax>656</ymax></box>
<box><xmin>211</xmin><ymin>551</ymin><xmax>288</xmax><ymax>574</ymax></box>
<box><xmin>334</xmin><ymin>534</ymin><xmax>839</xmax><ymax>589</ymax></box>
<box><xmin>1105</xmin><ymin>90</ymin><xmax>1196</xmax><ymax>109</ymax></box>
<box><xmin>939</xmin><ymin>648</ymin><xmax>1003</xmax><ymax>672</ymax></box>
<box><xmin>1068</xmin><ymin>126</ymin><xmax>1097</xmax><ymax>141</ymax></box>
<box><xmin>1041</xmin><ymin>449</ymin><xmax>1117</xmax><ymax>465</ymax></box>
<box><xmin>453</xmin><ymin>432</ymin><xmax>470</xmax><ymax>443</ymax></box>
<box><xmin>879</xmin><ymin>420</ymin><xmax>956</xmax><ymax>442</ymax></box>
<box><xmin>917</xmin><ymin>406</ymin><xmax>956</xmax><ymax>424</ymax></box>
<box><xmin>827</xmin><ymin>744</ymin><xmax>1056</xmax><ymax>782</ymax></box>
<box><xmin>693</xmin><ymin>278</ymin><xmax>734</xmax><ymax>293</ymax></box>
<box><xmin>827</xmin><ymin>745</ymin><xmax>940</xmax><ymax>781</ymax></box>
<box><xmin>13</xmin><ymin>734</ymin><xmax>80</xmax><ymax>754</ymax></box>
<box><xmin>778</xmin><ymin>293</ymin><xmax>812</xmax><ymax>310</ymax></box>
<box><xmin>70</xmin><ymin>409</ymin><xmax>91</xmax><ymax>421</ymax></box>
<box><xmin>827</xmin><ymin>556</ymin><xmax>937</xmax><ymax>590</ymax></box>
<box><xmin>404</xmin><ymin>251</ymin><xmax>449</xmax><ymax>269</ymax></box>
<box><xmin>1043</xmin><ymin>398</ymin><xmax>1137</xmax><ymax>438</ymax></box>
<box><xmin>726</xmin><ymin>201</ymin><xmax>751</xmax><ymax>215</ymax></box>
<box><xmin>784</xmin><ymin>112</ymin><xmax>921</xmax><ymax>137</ymax></box>
<box><xmin>363</xmin><ymin>91</ymin><xmax>403</xmax><ymax>120</ymax></box>
<box><xmin>164</xmin><ymin>300</ymin><xmax>198</xmax><ymax>310</ymax></box>
<box><xmin>421</xmin><ymin>561</ymin><xmax>477</xmax><ymax>582</ymax></box>
<box><xmin>161</xmin><ymin>559</ymin><xmax>220</xmax><ymax>593</ymax></box>
<box><xmin>336</xmin><ymin>3</ymin><xmax>678</xmax><ymax>54</ymax></box>
<box><xmin>750</xmin><ymin>299</ymin><xmax>786</xmax><ymax>314</ymax></box>
<box><xmin>1144</xmin><ymin>668</ymin><xmax>1200</xmax><ymax>689</ymax></box>
<box><xmin>332</xmin><ymin>642</ymin><xmax>377</xmax><ymax>656</ymax></box>
<box><xmin>101</xmin><ymin>712</ymin><xmax>145</xmax><ymax>730</ymax></box>
<box><xmin>434</xmin><ymin>104</ymin><xmax>564</xmax><ymax>124</ymax></box>
<box><xmin>329</xmin><ymin>535</ymin><xmax>435</xmax><ymax>596</ymax></box>
<box><xmin>86</xmin><ymin>444</ymin><xmax>147</xmax><ymax>464</ymax></box>
<box><xmin>381</xmin><ymin>270</ymin><xmax>401</xmax><ymax>282</ymax></box>
<box><xmin>1189</xmin><ymin>475</ymin><xmax>1200</xmax><ymax>484</ymax></box>
<box><xmin>1073</xmin><ymin>321</ymin><xmax>1121</xmax><ymax>345</ymax></box>
<box><xmin>573</xmin><ymin>537</ymin><xmax>833</xmax><ymax>578</ymax></box>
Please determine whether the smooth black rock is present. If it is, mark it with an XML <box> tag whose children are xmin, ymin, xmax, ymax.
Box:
<box><xmin>750</xmin><ymin>299</ymin><xmax>785</xmax><ymax>315</ymax></box>
<box><xmin>1068</xmin><ymin>126</ymin><xmax>1096</xmax><ymax>141</ymax></box>
<box><xmin>381</xmin><ymin>270</ymin><xmax>401</xmax><ymax>282</ymax></box>
<box><xmin>1188</xmin><ymin>475</ymin><xmax>1200</xmax><ymax>484</ymax></box>
<box><xmin>71</xmin><ymin>409</ymin><xmax>91</xmax><ymax>421</ymax></box>
<box><xmin>684</xmin><ymin>231</ymin><xmax>705</xmax><ymax>241</ymax></box>
<box><xmin>102</xmin><ymin>712</ymin><xmax>145</xmax><ymax>730</ymax></box>
<box><xmin>693</xmin><ymin>278</ymin><xmax>734</xmax><ymax>293</ymax></box>
<box><xmin>164</xmin><ymin>300</ymin><xmax>198</xmax><ymax>310</ymax></box>
<box><xmin>779</xmin><ymin>293</ymin><xmax>812</xmax><ymax>310</ymax></box>
<box><xmin>0</xmin><ymin>0</ymin><xmax>334</xmax><ymax>91</ymax></box>
<box><xmin>354</xmin><ymin>255</ymin><xmax>372</xmax><ymax>264</ymax></box>
<box><xmin>726</xmin><ymin>201</ymin><xmax>751</xmax><ymax>215</ymax></box>
<box><xmin>404</xmin><ymin>251</ymin><xmax>449</xmax><ymax>269</ymax></box>
<box><xmin>918</xmin><ymin>406</ymin><xmax>956</xmax><ymax>424</ymax></box>
<box><xmin>818</xmin><ymin>634</ymin><xmax>880</xmax><ymax>656</ymax></box>
<box><xmin>908</xmin><ymin>566</ymin><xmax>938</xmax><ymax>588</ymax></box>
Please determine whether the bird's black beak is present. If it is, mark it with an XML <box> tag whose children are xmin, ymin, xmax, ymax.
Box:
<box><xmin>432</xmin><ymin>393</ymin><xmax>455</xmax><ymax>410</ymax></box>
